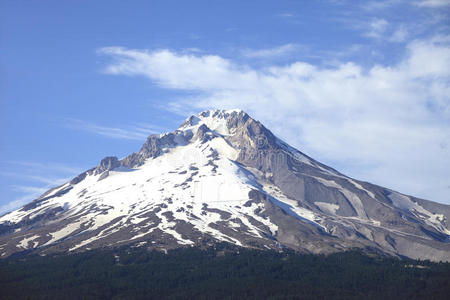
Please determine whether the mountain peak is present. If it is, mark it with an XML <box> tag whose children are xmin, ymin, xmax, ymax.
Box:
<box><xmin>198</xmin><ymin>108</ymin><xmax>246</xmax><ymax>118</ymax></box>
<box><xmin>1</xmin><ymin>109</ymin><xmax>450</xmax><ymax>261</ymax></box>
<box><xmin>179</xmin><ymin>108</ymin><xmax>249</xmax><ymax>135</ymax></box>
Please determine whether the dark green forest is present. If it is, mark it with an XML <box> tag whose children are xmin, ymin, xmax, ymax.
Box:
<box><xmin>1</xmin><ymin>244</ymin><xmax>449</xmax><ymax>299</ymax></box>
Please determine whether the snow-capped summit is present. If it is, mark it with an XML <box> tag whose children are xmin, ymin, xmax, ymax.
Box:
<box><xmin>1</xmin><ymin>109</ymin><xmax>450</xmax><ymax>261</ymax></box>
<box><xmin>179</xmin><ymin>108</ymin><xmax>247</xmax><ymax>135</ymax></box>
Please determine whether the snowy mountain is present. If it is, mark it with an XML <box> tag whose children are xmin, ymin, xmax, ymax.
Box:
<box><xmin>1</xmin><ymin>109</ymin><xmax>450</xmax><ymax>261</ymax></box>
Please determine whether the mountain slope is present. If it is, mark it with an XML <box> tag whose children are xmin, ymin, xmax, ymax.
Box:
<box><xmin>1</xmin><ymin>109</ymin><xmax>449</xmax><ymax>261</ymax></box>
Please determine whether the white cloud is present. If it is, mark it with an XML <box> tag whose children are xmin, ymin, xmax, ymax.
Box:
<box><xmin>415</xmin><ymin>0</ymin><xmax>450</xmax><ymax>7</ymax></box>
<box><xmin>98</xmin><ymin>37</ymin><xmax>450</xmax><ymax>204</ymax></box>
<box><xmin>66</xmin><ymin>118</ymin><xmax>163</xmax><ymax>140</ymax></box>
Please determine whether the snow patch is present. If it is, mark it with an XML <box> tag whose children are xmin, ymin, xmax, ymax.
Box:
<box><xmin>18</xmin><ymin>235</ymin><xmax>40</xmax><ymax>249</ymax></box>
<box><xmin>263</xmin><ymin>184</ymin><xmax>325</xmax><ymax>231</ymax></box>
<box><xmin>315</xmin><ymin>202</ymin><xmax>340</xmax><ymax>214</ymax></box>
<box><xmin>347</xmin><ymin>179</ymin><xmax>376</xmax><ymax>199</ymax></box>
<box><xmin>313</xmin><ymin>177</ymin><xmax>368</xmax><ymax>220</ymax></box>
<box><xmin>388</xmin><ymin>192</ymin><xmax>450</xmax><ymax>235</ymax></box>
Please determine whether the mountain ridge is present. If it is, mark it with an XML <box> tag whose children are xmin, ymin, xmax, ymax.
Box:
<box><xmin>1</xmin><ymin>109</ymin><xmax>449</xmax><ymax>261</ymax></box>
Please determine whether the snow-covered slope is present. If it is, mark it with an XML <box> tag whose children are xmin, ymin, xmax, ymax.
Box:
<box><xmin>1</xmin><ymin>109</ymin><xmax>449</xmax><ymax>261</ymax></box>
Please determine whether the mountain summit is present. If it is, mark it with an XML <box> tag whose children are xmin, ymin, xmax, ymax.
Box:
<box><xmin>1</xmin><ymin>109</ymin><xmax>449</xmax><ymax>260</ymax></box>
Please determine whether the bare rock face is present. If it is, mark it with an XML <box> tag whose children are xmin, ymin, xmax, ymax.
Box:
<box><xmin>0</xmin><ymin>109</ymin><xmax>449</xmax><ymax>261</ymax></box>
<box><xmin>95</xmin><ymin>156</ymin><xmax>120</xmax><ymax>175</ymax></box>
<box><xmin>120</xmin><ymin>134</ymin><xmax>174</xmax><ymax>168</ymax></box>
<box><xmin>120</xmin><ymin>130</ymin><xmax>194</xmax><ymax>168</ymax></box>
<box><xmin>195</xmin><ymin>124</ymin><xmax>212</xmax><ymax>143</ymax></box>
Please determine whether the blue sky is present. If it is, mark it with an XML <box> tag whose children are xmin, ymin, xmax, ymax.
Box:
<box><xmin>1</xmin><ymin>0</ymin><xmax>449</xmax><ymax>213</ymax></box>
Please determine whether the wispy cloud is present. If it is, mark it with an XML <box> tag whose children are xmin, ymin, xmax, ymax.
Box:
<box><xmin>183</xmin><ymin>47</ymin><xmax>202</xmax><ymax>54</ymax></box>
<box><xmin>98</xmin><ymin>37</ymin><xmax>450</xmax><ymax>203</ymax></box>
<box><xmin>361</xmin><ymin>0</ymin><xmax>405</xmax><ymax>10</ymax></box>
<box><xmin>330</xmin><ymin>0</ymin><xmax>448</xmax><ymax>44</ymax></box>
<box><xmin>3</xmin><ymin>161</ymin><xmax>81</xmax><ymax>174</ymax></box>
<box><xmin>362</xmin><ymin>20</ymin><xmax>411</xmax><ymax>44</ymax></box>
<box><xmin>0</xmin><ymin>171</ymin><xmax>70</xmax><ymax>185</ymax></box>
<box><xmin>12</xmin><ymin>185</ymin><xmax>50</xmax><ymax>194</ymax></box>
<box><xmin>337</xmin><ymin>0</ymin><xmax>450</xmax><ymax>9</ymax></box>
<box><xmin>242</xmin><ymin>44</ymin><xmax>303</xmax><ymax>59</ymax></box>
<box><xmin>66</xmin><ymin>118</ymin><xmax>165</xmax><ymax>140</ymax></box>
<box><xmin>276</xmin><ymin>12</ymin><xmax>294</xmax><ymax>18</ymax></box>
<box><xmin>0</xmin><ymin>196</ymin><xmax>33</xmax><ymax>215</ymax></box>
<box><xmin>390</xmin><ymin>26</ymin><xmax>408</xmax><ymax>42</ymax></box>
<box><xmin>0</xmin><ymin>161</ymin><xmax>83</xmax><ymax>214</ymax></box>
<box><xmin>0</xmin><ymin>186</ymin><xmax>50</xmax><ymax>215</ymax></box>
<box><xmin>415</xmin><ymin>0</ymin><xmax>450</xmax><ymax>7</ymax></box>
<box><xmin>365</xmin><ymin>18</ymin><xmax>389</xmax><ymax>39</ymax></box>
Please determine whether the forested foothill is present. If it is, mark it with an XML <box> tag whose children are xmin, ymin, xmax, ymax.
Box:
<box><xmin>1</xmin><ymin>244</ymin><xmax>449</xmax><ymax>299</ymax></box>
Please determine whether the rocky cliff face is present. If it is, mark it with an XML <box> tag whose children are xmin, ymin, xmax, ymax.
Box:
<box><xmin>0</xmin><ymin>109</ymin><xmax>449</xmax><ymax>261</ymax></box>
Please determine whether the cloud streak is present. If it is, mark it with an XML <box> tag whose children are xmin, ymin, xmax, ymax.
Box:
<box><xmin>242</xmin><ymin>44</ymin><xmax>303</xmax><ymax>59</ymax></box>
<box><xmin>0</xmin><ymin>161</ymin><xmax>83</xmax><ymax>214</ymax></box>
<box><xmin>3</xmin><ymin>161</ymin><xmax>81</xmax><ymax>174</ymax></box>
<box><xmin>66</xmin><ymin>118</ymin><xmax>163</xmax><ymax>140</ymax></box>
<box><xmin>98</xmin><ymin>38</ymin><xmax>450</xmax><ymax>203</ymax></box>
<box><xmin>0</xmin><ymin>196</ymin><xmax>34</xmax><ymax>216</ymax></box>
<box><xmin>415</xmin><ymin>0</ymin><xmax>450</xmax><ymax>7</ymax></box>
<box><xmin>365</xmin><ymin>18</ymin><xmax>389</xmax><ymax>39</ymax></box>
<box><xmin>0</xmin><ymin>185</ymin><xmax>51</xmax><ymax>215</ymax></box>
